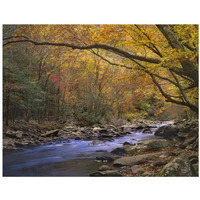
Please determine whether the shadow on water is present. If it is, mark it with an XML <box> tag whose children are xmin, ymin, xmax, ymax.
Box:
<box><xmin>3</xmin><ymin>121</ymin><xmax>173</xmax><ymax>176</ymax></box>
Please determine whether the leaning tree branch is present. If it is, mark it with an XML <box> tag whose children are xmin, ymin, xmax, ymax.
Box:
<box><xmin>3</xmin><ymin>36</ymin><xmax>162</xmax><ymax>64</ymax></box>
<box><xmin>3</xmin><ymin>35</ymin><xmax>29</xmax><ymax>40</ymax></box>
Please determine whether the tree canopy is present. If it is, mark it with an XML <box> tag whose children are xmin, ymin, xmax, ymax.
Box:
<box><xmin>3</xmin><ymin>24</ymin><xmax>198</xmax><ymax>125</ymax></box>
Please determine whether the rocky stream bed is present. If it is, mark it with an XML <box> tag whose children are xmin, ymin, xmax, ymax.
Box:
<box><xmin>3</xmin><ymin>120</ymin><xmax>199</xmax><ymax>177</ymax></box>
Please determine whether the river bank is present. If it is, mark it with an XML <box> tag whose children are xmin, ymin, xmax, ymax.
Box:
<box><xmin>3</xmin><ymin>119</ymin><xmax>199</xmax><ymax>177</ymax></box>
<box><xmin>3</xmin><ymin>119</ymin><xmax>168</xmax><ymax>150</ymax></box>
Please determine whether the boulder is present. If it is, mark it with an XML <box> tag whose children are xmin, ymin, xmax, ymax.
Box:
<box><xmin>111</xmin><ymin>147</ymin><xmax>126</xmax><ymax>155</ymax></box>
<box><xmin>153</xmin><ymin>158</ymin><xmax>168</xmax><ymax>167</ymax></box>
<box><xmin>154</xmin><ymin>126</ymin><xmax>165</xmax><ymax>135</ymax></box>
<box><xmin>90</xmin><ymin>170</ymin><xmax>122</xmax><ymax>176</ymax></box>
<box><xmin>113</xmin><ymin>151</ymin><xmax>167</xmax><ymax>167</ymax></box>
<box><xmin>6</xmin><ymin>130</ymin><xmax>23</xmax><ymax>139</ymax></box>
<box><xmin>123</xmin><ymin>139</ymin><xmax>172</xmax><ymax>154</ymax></box>
<box><xmin>93</xmin><ymin>127</ymin><xmax>101</xmax><ymax>132</ymax></box>
<box><xmin>121</xmin><ymin>124</ymin><xmax>134</xmax><ymax>133</ymax></box>
<box><xmin>98</xmin><ymin>165</ymin><xmax>112</xmax><ymax>171</ymax></box>
<box><xmin>99</xmin><ymin>129</ymin><xmax>109</xmax><ymax>134</ymax></box>
<box><xmin>142</xmin><ymin>171</ymin><xmax>153</xmax><ymax>177</ymax></box>
<box><xmin>62</xmin><ymin>126</ymin><xmax>74</xmax><ymax>132</ymax></box>
<box><xmin>123</xmin><ymin>142</ymin><xmax>131</xmax><ymax>145</ymax></box>
<box><xmin>131</xmin><ymin>165</ymin><xmax>145</xmax><ymax>174</ymax></box>
<box><xmin>143</xmin><ymin>128</ymin><xmax>152</xmax><ymax>134</ymax></box>
<box><xmin>155</xmin><ymin>125</ymin><xmax>179</xmax><ymax>138</ymax></box>
<box><xmin>80</xmin><ymin>127</ymin><xmax>86</xmax><ymax>133</ymax></box>
<box><xmin>188</xmin><ymin>155</ymin><xmax>198</xmax><ymax>164</ymax></box>
<box><xmin>156</xmin><ymin>156</ymin><xmax>196</xmax><ymax>177</ymax></box>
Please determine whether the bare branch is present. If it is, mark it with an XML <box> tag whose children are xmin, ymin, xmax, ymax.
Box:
<box><xmin>3</xmin><ymin>36</ymin><xmax>162</xmax><ymax>64</ymax></box>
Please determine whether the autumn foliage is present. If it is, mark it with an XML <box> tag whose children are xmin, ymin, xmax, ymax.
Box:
<box><xmin>3</xmin><ymin>25</ymin><xmax>198</xmax><ymax>125</ymax></box>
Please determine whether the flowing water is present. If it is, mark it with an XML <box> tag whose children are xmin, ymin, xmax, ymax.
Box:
<box><xmin>3</xmin><ymin>121</ymin><xmax>173</xmax><ymax>176</ymax></box>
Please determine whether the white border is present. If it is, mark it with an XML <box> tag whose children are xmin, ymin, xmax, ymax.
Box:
<box><xmin>1</xmin><ymin>1</ymin><xmax>200</xmax><ymax>200</ymax></box>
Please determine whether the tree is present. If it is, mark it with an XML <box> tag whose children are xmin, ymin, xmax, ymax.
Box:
<box><xmin>3</xmin><ymin>25</ymin><xmax>198</xmax><ymax>122</ymax></box>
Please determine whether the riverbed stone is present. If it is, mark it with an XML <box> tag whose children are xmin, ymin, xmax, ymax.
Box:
<box><xmin>90</xmin><ymin>140</ymin><xmax>104</xmax><ymax>145</ymax></box>
<box><xmin>188</xmin><ymin>155</ymin><xmax>198</xmax><ymax>164</ymax></box>
<box><xmin>192</xmin><ymin>164</ymin><xmax>199</xmax><ymax>176</ymax></box>
<box><xmin>62</xmin><ymin>126</ymin><xmax>74</xmax><ymax>132</ymax></box>
<box><xmin>111</xmin><ymin>147</ymin><xmax>126</xmax><ymax>155</ymax></box>
<box><xmin>143</xmin><ymin>128</ymin><xmax>152</xmax><ymax>134</ymax></box>
<box><xmin>156</xmin><ymin>156</ymin><xmax>196</xmax><ymax>177</ymax></box>
<box><xmin>113</xmin><ymin>151</ymin><xmax>167</xmax><ymax>167</ymax></box>
<box><xmin>121</xmin><ymin>124</ymin><xmax>134</xmax><ymax>133</ymax></box>
<box><xmin>153</xmin><ymin>158</ymin><xmax>168</xmax><ymax>167</ymax></box>
<box><xmin>6</xmin><ymin>130</ymin><xmax>23</xmax><ymax>139</ymax></box>
<box><xmin>131</xmin><ymin>165</ymin><xmax>145</xmax><ymax>174</ymax></box>
<box><xmin>90</xmin><ymin>170</ymin><xmax>122</xmax><ymax>176</ymax></box>
<box><xmin>123</xmin><ymin>139</ymin><xmax>172</xmax><ymax>154</ymax></box>
<box><xmin>155</xmin><ymin>125</ymin><xmax>179</xmax><ymax>138</ymax></box>
<box><xmin>98</xmin><ymin>165</ymin><xmax>112</xmax><ymax>171</ymax></box>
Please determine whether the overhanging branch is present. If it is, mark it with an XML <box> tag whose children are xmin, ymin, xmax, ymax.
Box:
<box><xmin>3</xmin><ymin>36</ymin><xmax>162</xmax><ymax>64</ymax></box>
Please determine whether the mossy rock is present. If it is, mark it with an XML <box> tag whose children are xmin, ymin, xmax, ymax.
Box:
<box><xmin>156</xmin><ymin>156</ymin><xmax>196</xmax><ymax>177</ymax></box>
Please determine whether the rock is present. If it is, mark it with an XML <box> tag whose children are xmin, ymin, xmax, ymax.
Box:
<box><xmin>188</xmin><ymin>155</ymin><xmax>198</xmax><ymax>164</ymax></box>
<box><xmin>98</xmin><ymin>133</ymin><xmax>113</xmax><ymax>139</ymax></box>
<box><xmin>135</xmin><ymin>125</ymin><xmax>144</xmax><ymax>130</ymax></box>
<box><xmin>63</xmin><ymin>126</ymin><xmax>74</xmax><ymax>131</ymax></box>
<box><xmin>15</xmin><ymin>141</ymin><xmax>29</xmax><ymax>147</ymax></box>
<box><xmin>113</xmin><ymin>151</ymin><xmax>167</xmax><ymax>167</ymax></box>
<box><xmin>123</xmin><ymin>142</ymin><xmax>131</xmax><ymax>145</ymax></box>
<box><xmin>96</xmin><ymin>156</ymin><xmax>114</xmax><ymax>163</ymax></box>
<box><xmin>6</xmin><ymin>130</ymin><xmax>23</xmax><ymax>139</ymax></box>
<box><xmin>176</xmin><ymin>135</ymin><xmax>186</xmax><ymax>141</ymax></box>
<box><xmin>145</xmin><ymin>125</ymin><xmax>157</xmax><ymax>129</ymax></box>
<box><xmin>98</xmin><ymin>165</ymin><xmax>112</xmax><ymax>171</ymax></box>
<box><xmin>169</xmin><ymin>152</ymin><xmax>176</xmax><ymax>156</ymax></box>
<box><xmin>154</xmin><ymin>126</ymin><xmax>165</xmax><ymax>135</ymax></box>
<box><xmin>191</xmin><ymin>138</ymin><xmax>198</xmax><ymax>149</ymax></box>
<box><xmin>143</xmin><ymin>128</ymin><xmax>152</xmax><ymax>134</ymax></box>
<box><xmin>90</xmin><ymin>170</ymin><xmax>122</xmax><ymax>176</ymax></box>
<box><xmin>41</xmin><ymin>129</ymin><xmax>59</xmax><ymax>137</ymax></box>
<box><xmin>111</xmin><ymin>147</ymin><xmax>126</xmax><ymax>155</ymax></box>
<box><xmin>155</xmin><ymin>125</ymin><xmax>179</xmax><ymax>138</ymax></box>
<box><xmin>16</xmin><ymin>131</ymin><xmax>23</xmax><ymax>138</ymax></box>
<box><xmin>80</xmin><ymin>127</ymin><xmax>86</xmax><ymax>133</ymax></box>
<box><xmin>142</xmin><ymin>171</ymin><xmax>153</xmax><ymax>176</ymax></box>
<box><xmin>90</xmin><ymin>140</ymin><xmax>104</xmax><ymax>145</ymax></box>
<box><xmin>113</xmin><ymin>132</ymin><xmax>122</xmax><ymax>137</ymax></box>
<box><xmin>183</xmin><ymin>134</ymin><xmax>198</xmax><ymax>146</ymax></box>
<box><xmin>99</xmin><ymin>128</ymin><xmax>109</xmax><ymax>134</ymax></box>
<box><xmin>156</xmin><ymin>156</ymin><xmax>196</xmax><ymax>177</ymax></box>
<box><xmin>192</xmin><ymin>164</ymin><xmax>199</xmax><ymax>176</ymax></box>
<box><xmin>153</xmin><ymin>159</ymin><xmax>168</xmax><ymax>167</ymax></box>
<box><xmin>131</xmin><ymin>165</ymin><xmax>145</xmax><ymax>174</ymax></box>
<box><xmin>95</xmin><ymin>150</ymin><xmax>108</xmax><ymax>152</ymax></box>
<box><xmin>124</xmin><ymin>139</ymin><xmax>172</xmax><ymax>154</ymax></box>
<box><xmin>93</xmin><ymin>127</ymin><xmax>101</xmax><ymax>132</ymax></box>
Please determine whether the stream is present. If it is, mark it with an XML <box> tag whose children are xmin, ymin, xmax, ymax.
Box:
<box><xmin>3</xmin><ymin>121</ymin><xmax>173</xmax><ymax>176</ymax></box>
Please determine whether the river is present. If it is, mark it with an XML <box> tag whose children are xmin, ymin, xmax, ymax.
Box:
<box><xmin>3</xmin><ymin>121</ymin><xmax>173</xmax><ymax>176</ymax></box>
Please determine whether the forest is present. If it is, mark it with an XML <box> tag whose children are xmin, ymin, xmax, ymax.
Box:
<box><xmin>3</xmin><ymin>24</ymin><xmax>199</xmax><ymax>177</ymax></box>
